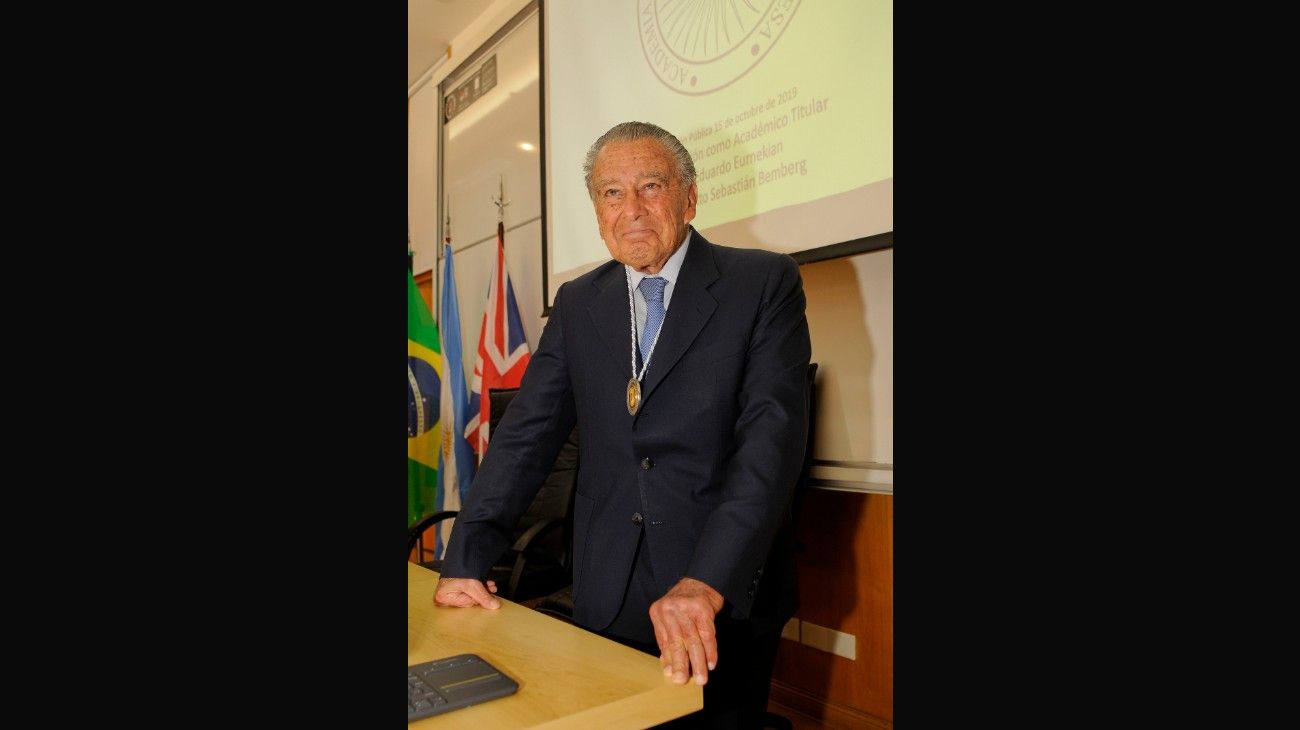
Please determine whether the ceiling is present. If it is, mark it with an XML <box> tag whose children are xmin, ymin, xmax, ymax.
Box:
<box><xmin>409</xmin><ymin>0</ymin><xmax>499</xmax><ymax>90</ymax></box>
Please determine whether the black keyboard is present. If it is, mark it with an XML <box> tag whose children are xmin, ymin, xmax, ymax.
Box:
<box><xmin>408</xmin><ymin>653</ymin><xmax>519</xmax><ymax>722</ymax></box>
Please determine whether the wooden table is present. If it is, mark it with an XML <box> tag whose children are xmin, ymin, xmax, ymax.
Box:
<box><xmin>408</xmin><ymin>563</ymin><xmax>702</xmax><ymax>728</ymax></box>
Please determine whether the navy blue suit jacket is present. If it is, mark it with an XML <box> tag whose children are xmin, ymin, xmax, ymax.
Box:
<box><xmin>441</xmin><ymin>230</ymin><xmax>811</xmax><ymax>633</ymax></box>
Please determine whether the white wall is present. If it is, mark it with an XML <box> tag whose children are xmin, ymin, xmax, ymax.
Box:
<box><xmin>409</xmin><ymin>0</ymin><xmax>545</xmax><ymax>380</ymax></box>
<box><xmin>408</xmin><ymin>84</ymin><xmax>440</xmax><ymax>276</ymax></box>
<box><xmin>803</xmin><ymin>249</ymin><xmax>893</xmax><ymax>465</ymax></box>
<box><xmin>409</xmin><ymin>0</ymin><xmax>533</xmax><ymax>276</ymax></box>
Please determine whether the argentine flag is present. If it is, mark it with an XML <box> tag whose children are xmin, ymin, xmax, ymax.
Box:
<box><xmin>436</xmin><ymin>241</ymin><xmax>478</xmax><ymax>558</ymax></box>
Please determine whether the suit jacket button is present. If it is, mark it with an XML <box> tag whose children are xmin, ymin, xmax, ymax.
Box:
<box><xmin>632</xmin><ymin>512</ymin><xmax>644</xmax><ymax>525</ymax></box>
<box><xmin>640</xmin><ymin>457</ymin><xmax>653</xmax><ymax>470</ymax></box>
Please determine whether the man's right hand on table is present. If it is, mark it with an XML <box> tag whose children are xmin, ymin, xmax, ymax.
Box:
<box><xmin>434</xmin><ymin>577</ymin><xmax>501</xmax><ymax>609</ymax></box>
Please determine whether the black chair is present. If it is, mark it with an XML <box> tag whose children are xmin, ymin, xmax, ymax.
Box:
<box><xmin>791</xmin><ymin>362</ymin><xmax>819</xmax><ymax>538</ymax></box>
<box><xmin>407</xmin><ymin>387</ymin><xmax>579</xmax><ymax>603</ymax></box>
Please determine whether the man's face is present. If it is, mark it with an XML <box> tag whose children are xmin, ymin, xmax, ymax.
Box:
<box><xmin>590</xmin><ymin>138</ymin><xmax>697</xmax><ymax>273</ymax></box>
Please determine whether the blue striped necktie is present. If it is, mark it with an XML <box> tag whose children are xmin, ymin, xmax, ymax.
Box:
<box><xmin>639</xmin><ymin>276</ymin><xmax>667</xmax><ymax>361</ymax></box>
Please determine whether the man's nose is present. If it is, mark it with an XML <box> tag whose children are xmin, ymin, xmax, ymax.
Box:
<box><xmin>623</xmin><ymin>188</ymin><xmax>647</xmax><ymax>218</ymax></box>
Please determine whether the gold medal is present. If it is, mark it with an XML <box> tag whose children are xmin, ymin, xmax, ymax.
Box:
<box><xmin>627</xmin><ymin>378</ymin><xmax>641</xmax><ymax>415</ymax></box>
<box><xmin>624</xmin><ymin>268</ymin><xmax>666</xmax><ymax>418</ymax></box>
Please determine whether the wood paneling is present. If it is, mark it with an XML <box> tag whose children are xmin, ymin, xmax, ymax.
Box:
<box><xmin>770</xmin><ymin>681</ymin><xmax>891</xmax><ymax>730</ymax></box>
<box><xmin>415</xmin><ymin>268</ymin><xmax>434</xmax><ymax>313</ymax></box>
<box><xmin>772</xmin><ymin>490</ymin><xmax>892</xmax><ymax>728</ymax></box>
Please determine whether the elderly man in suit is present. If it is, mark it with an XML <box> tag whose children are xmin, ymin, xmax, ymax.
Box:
<box><xmin>435</xmin><ymin>121</ymin><xmax>811</xmax><ymax>729</ymax></box>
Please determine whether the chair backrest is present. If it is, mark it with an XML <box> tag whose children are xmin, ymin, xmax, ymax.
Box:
<box><xmin>791</xmin><ymin>362</ymin><xmax>819</xmax><ymax>521</ymax></box>
<box><xmin>487</xmin><ymin>388</ymin><xmax>579</xmax><ymax>569</ymax></box>
<box><xmin>487</xmin><ymin>387</ymin><xmax>517</xmax><ymax>433</ymax></box>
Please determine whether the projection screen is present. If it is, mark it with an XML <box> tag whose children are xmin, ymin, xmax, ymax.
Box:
<box><xmin>543</xmin><ymin>0</ymin><xmax>892</xmax><ymax>308</ymax></box>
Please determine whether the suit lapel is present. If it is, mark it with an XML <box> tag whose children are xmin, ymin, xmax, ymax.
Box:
<box><xmin>587</xmin><ymin>263</ymin><xmax>633</xmax><ymax>377</ymax></box>
<box><xmin>641</xmin><ymin>232</ymin><xmax>719</xmax><ymax>401</ymax></box>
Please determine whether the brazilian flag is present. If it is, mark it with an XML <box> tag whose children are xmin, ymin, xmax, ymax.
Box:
<box><xmin>407</xmin><ymin>270</ymin><xmax>442</xmax><ymax>527</ymax></box>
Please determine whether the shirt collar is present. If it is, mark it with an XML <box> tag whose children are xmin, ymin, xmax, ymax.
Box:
<box><xmin>625</xmin><ymin>227</ymin><xmax>692</xmax><ymax>290</ymax></box>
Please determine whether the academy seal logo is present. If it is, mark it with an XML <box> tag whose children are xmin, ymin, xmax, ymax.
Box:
<box><xmin>638</xmin><ymin>0</ymin><xmax>801</xmax><ymax>96</ymax></box>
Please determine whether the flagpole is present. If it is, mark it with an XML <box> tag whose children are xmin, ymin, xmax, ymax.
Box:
<box><xmin>492</xmin><ymin>175</ymin><xmax>510</xmax><ymax>234</ymax></box>
<box><xmin>439</xmin><ymin>198</ymin><xmax>451</xmax><ymax>323</ymax></box>
<box><xmin>469</xmin><ymin>172</ymin><xmax>532</xmax><ymax>465</ymax></box>
<box><xmin>443</xmin><ymin>196</ymin><xmax>452</xmax><ymax>262</ymax></box>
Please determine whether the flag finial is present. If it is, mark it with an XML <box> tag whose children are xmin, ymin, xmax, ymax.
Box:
<box><xmin>492</xmin><ymin>175</ymin><xmax>510</xmax><ymax>224</ymax></box>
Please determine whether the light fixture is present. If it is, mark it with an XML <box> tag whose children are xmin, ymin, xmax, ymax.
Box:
<box><xmin>518</xmin><ymin>142</ymin><xmax>536</xmax><ymax>152</ymax></box>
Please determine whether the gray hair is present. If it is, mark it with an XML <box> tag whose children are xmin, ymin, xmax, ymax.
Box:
<box><xmin>582</xmin><ymin>121</ymin><xmax>696</xmax><ymax>199</ymax></box>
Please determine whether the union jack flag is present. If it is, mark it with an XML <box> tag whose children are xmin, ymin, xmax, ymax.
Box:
<box><xmin>466</xmin><ymin>221</ymin><xmax>531</xmax><ymax>462</ymax></box>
